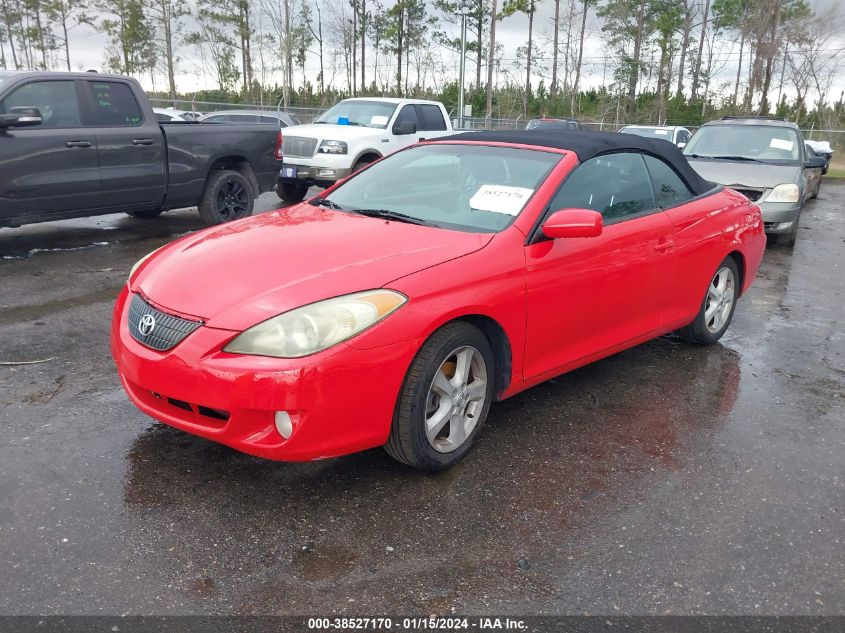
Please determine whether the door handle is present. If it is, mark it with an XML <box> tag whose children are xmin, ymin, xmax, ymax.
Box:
<box><xmin>132</xmin><ymin>138</ymin><xmax>154</xmax><ymax>145</ymax></box>
<box><xmin>66</xmin><ymin>140</ymin><xmax>91</xmax><ymax>148</ymax></box>
<box><xmin>654</xmin><ymin>239</ymin><xmax>675</xmax><ymax>252</ymax></box>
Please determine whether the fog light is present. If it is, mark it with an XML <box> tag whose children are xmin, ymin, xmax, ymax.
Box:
<box><xmin>275</xmin><ymin>411</ymin><xmax>294</xmax><ymax>439</ymax></box>
<box><xmin>776</xmin><ymin>221</ymin><xmax>793</xmax><ymax>231</ymax></box>
<box><xmin>317</xmin><ymin>168</ymin><xmax>335</xmax><ymax>177</ymax></box>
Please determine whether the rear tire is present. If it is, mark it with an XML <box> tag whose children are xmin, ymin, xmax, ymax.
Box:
<box><xmin>352</xmin><ymin>157</ymin><xmax>376</xmax><ymax>173</ymax></box>
<box><xmin>198</xmin><ymin>169</ymin><xmax>254</xmax><ymax>225</ymax></box>
<box><xmin>385</xmin><ymin>322</ymin><xmax>495</xmax><ymax>471</ymax></box>
<box><xmin>277</xmin><ymin>182</ymin><xmax>309</xmax><ymax>203</ymax></box>
<box><xmin>677</xmin><ymin>257</ymin><xmax>740</xmax><ymax>345</ymax></box>
<box><xmin>126</xmin><ymin>208</ymin><xmax>164</xmax><ymax>219</ymax></box>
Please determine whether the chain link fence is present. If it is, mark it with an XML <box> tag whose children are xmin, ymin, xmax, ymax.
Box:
<box><xmin>149</xmin><ymin>98</ymin><xmax>844</xmax><ymax>170</ymax></box>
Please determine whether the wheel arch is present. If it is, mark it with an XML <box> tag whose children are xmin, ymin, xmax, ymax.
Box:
<box><xmin>204</xmin><ymin>156</ymin><xmax>259</xmax><ymax>197</ymax></box>
<box><xmin>726</xmin><ymin>250</ymin><xmax>746</xmax><ymax>295</ymax></box>
<box><xmin>444</xmin><ymin>313</ymin><xmax>513</xmax><ymax>401</ymax></box>
<box><xmin>353</xmin><ymin>150</ymin><xmax>383</xmax><ymax>166</ymax></box>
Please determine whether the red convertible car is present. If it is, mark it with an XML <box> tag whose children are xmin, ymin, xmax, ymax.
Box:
<box><xmin>112</xmin><ymin>130</ymin><xmax>766</xmax><ymax>470</ymax></box>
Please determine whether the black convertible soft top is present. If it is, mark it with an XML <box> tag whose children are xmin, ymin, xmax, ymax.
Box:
<box><xmin>431</xmin><ymin>129</ymin><xmax>714</xmax><ymax>196</ymax></box>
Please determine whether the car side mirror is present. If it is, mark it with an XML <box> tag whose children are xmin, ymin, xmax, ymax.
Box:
<box><xmin>806</xmin><ymin>156</ymin><xmax>826</xmax><ymax>169</ymax></box>
<box><xmin>542</xmin><ymin>208</ymin><xmax>603</xmax><ymax>239</ymax></box>
<box><xmin>0</xmin><ymin>106</ymin><xmax>42</xmax><ymax>129</ymax></box>
<box><xmin>393</xmin><ymin>121</ymin><xmax>417</xmax><ymax>135</ymax></box>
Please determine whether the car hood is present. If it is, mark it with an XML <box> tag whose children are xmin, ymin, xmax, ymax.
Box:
<box><xmin>686</xmin><ymin>159</ymin><xmax>800</xmax><ymax>189</ymax></box>
<box><xmin>284</xmin><ymin>123</ymin><xmax>385</xmax><ymax>140</ymax></box>
<box><xmin>132</xmin><ymin>205</ymin><xmax>493</xmax><ymax>331</ymax></box>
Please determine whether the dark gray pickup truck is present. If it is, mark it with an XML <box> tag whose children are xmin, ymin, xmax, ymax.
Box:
<box><xmin>0</xmin><ymin>71</ymin><xmax>282</xmax><ymax>228</ymax></box>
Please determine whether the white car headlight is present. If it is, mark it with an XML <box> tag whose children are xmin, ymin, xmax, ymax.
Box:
<box><xmin>224</xmin><ymin>290</ymin><xmax>407</xmax><ymax>358</ymax></box>
<box><xmin>766</xmin><ymin>183</ymin><xmax>800</xmax><ymax>203</ymax></box>
<box><xmin>129</xmin><ymin>246</ymin><xmax>163</xmax><ymax>280</ymax></box>
<box><xmin>318</xmin><ymin>140</ymin><xmax>348</xmax><ymax>154</ymax></box>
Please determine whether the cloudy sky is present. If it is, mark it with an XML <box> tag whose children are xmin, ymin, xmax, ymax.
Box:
<box><xmin>53</xmin><ymin>0</ymin><xmax>844</xmax><ymax>110</ymax></box>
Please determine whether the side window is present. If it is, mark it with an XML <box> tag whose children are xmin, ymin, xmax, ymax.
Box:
<box><xmin>85</xmin><ymin>81</ymin><xmax>142</xmax><ymax>126</ymax></box>
<box><xmin>393</xmin><ymin>105</ymin><xmax>417</xmax><ymax>131</ymax></box>
<box><xmin>205</xmin><ymin>115</ymin><xmax>229</xmax><ymax>122</ymax></box>
<box><xmin>415</xmin><ymin>104</ymin><xmax>447</xmax><ymax>131</ymax></box>
<box><xmin>643</xmin><ymin>154</ymin><xmax>693</xmax><ymax>207</ymax></box>
<box><xmin>0</xmin><ymin>80</ymin><xmax>81</xmax><ymax>128</ymax></box>
<box><xmin>260</xmin><ymin>115</ymin><xmax>285</xmax><ymax>126</ymax></box>
<box><xmin>230</xmin><ymin>114</ymin><xmax>260</xmax><ymax>123</ymax></box>
<box><xmin>548</xmin><ymin>152</ymin><xmax>656</xmax><ymax>223</ymax></box>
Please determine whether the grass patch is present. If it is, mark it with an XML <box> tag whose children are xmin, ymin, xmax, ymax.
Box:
<box><xmin>825</xmin><ymin>167</ymin><xmax>845</xmax><ymax>180</ymax></box>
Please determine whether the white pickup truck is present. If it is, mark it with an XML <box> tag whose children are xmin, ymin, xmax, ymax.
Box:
<box><xmin>276</xmin><ymin>97</ymin><xmax>454</xmax><ymax>202</ymax></box>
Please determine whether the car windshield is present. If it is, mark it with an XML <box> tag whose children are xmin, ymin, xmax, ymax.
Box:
<box><xmin>314</xmin><ymin>100</ymin><xmax>397</xmax><ymax>128</ymax></box>
<box><xmin>316</xmin><ymin>144</ymin><xmax>561</xmax><ymax>233</ymax></box>
<box><xmin>0</xmin><ymin>73</ymin><xmax>10</xmax><ymax>88</ymax></box>
<box><xmin>684</xmin><ymin>125</ymin><xmax>801</xmax><ymax>163</ymax></box>
<box><xmin>621</xmin><ymin>127</ymin><xmax>676</xmax><ymax>140</ymax></box>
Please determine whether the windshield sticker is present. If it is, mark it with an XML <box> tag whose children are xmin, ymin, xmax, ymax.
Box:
<box><xmin>469</xmin><ymin>185</ymin><xmax>534</xmax><ymax>215</ymax></box>
<box><xmin>370</xmin><ymin>115</ymin><xmax>389</xmax><ymax>125</ymax></box>
<box><xmin>770</xmin><ymin>138</ymin><xmax>794</xmax><ymax>151</ymax></box>
<box><xmin>655</xmin><ymin>129</ymin><xmax>670</xmax><ymax>135</ymax></box>
<box><xmin>338</xmin><ymin>116</ymin><xmax>350</xmax><ymax>125</ymax></box>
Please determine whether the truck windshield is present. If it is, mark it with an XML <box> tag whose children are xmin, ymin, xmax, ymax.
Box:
<box><xmin>314</xmin><ymin>100</ymin><xmax>397</xmax><ymax>129</ymax></box>
<box><xmin>314</xmin><ymin>144</ymin><xmax>561</xmax><ymax>233</ymax></box>
<box><xmin>684</xmin><ymin>125</ymin><xmax>801</xmax><ymax>164</ymax></box>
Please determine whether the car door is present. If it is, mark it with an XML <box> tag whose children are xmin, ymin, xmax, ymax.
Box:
<box><xmin>388</xmin><ymin>104</ymin><xmax>421</xmax><ymax>152</ymax></box>
<box><xmin>0</xmin><ymin>78</ymin><xmax>101</xmax><ymax>224</ymax></box>
<box><xmin>81</xmin><ymin>79</ymin><xmax>166</xmax><ymax>211</ymax></box>
<box><xmin>523</xmin><ymin>152</ymin><xmax>675</xmax><ymax>380</ymax></box>
<box><xmin>415</xmin><ymin>104</ymin><xmax>449</xmax><ymax>141</ymax></box>
<box><xmin>646</xmin><ymin>153</ymin><xmax>724</xmax><ymax>326</ymax></box>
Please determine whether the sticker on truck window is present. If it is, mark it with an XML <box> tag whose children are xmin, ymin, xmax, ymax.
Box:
<box><xmin>469</xmin><ymin>185</ymin><xmax>534</xmax><ymax>215</ymax></box>
<box><xmin>655</xmin><ymin>129</ymin><xmax>670</xmax><ymax>135</ymax></box>
<box><xmin>770</xmin><ymin>138</ymin><xmax>794</xmax><ymax>151</ymax></box>
<box><xmin>370</xmin><ymin>115</ymin><xmax>389</xmax><ymax>125</ymax></box>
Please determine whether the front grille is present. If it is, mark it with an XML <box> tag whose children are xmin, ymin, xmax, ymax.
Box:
<box><xmin>281</xmin><ymin>135</ymin><xmax>318</xmax><ymax>158</ymax></box>
<box><xmin>127</xmin><ymin>293</ymin><xmax>202</xmax><ymax>351</ymax></box>
<box><xmin>733</xmin><ymin>188</ymin><xmax>763</xmax><ymax>202</ymax></box>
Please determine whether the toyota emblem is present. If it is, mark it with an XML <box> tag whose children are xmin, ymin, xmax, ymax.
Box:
<box><xmin>138</xmin><ymin>314</ymin><xmax>156</xmax><ymax>336</ymax></box>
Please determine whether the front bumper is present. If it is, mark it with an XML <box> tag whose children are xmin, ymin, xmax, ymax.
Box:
<box><xmin>110</xmin><ymin>287</ymin><xmax>419</xmax><ymax>461</ymax></box>
<box><xmin>278</xmin><ymin>159</ymin><xmax>353</xmax><ymax>188</ymax></box>
<box><xmin>759</xmin><ymin>201</ymin><xmax>802</xmax><ymax>234</ymax></box>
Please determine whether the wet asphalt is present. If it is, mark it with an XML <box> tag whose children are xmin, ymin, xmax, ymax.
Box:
<box><xmin>0</xmin><ymin>185</ymin><xmax>843</xmax><ymax>617</ymax></box>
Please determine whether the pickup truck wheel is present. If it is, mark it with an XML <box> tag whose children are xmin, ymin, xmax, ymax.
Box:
<box><xmin>353</xmin><ymin>157</ymin><xmax>376</xmax><ymax>172</ymax></box>
<box><xmin>126</xmin><ymin>208</ymin><xmax>164</xmax><ymax>219</ymax></box>
<box><xmin>277</xmin><ymin>182</ymin><xmax>309</xmax><ymax>203</ymax></box>
<box><xmin>198</xmin><ymin>170</ymin><xmax>254</xmax><ymax>225</ymax></box>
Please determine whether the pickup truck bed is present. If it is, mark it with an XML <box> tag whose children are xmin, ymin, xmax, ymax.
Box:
<box><xmin>0</xmin><ymin>71</ymin><xmax>281</xmax><ymax>228</ymax></box>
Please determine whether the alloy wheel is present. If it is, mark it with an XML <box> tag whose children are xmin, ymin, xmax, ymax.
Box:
<box><xmin>424</xmin><ymin>346</ymin><xmax>488</xmax><ymax>453</ymax></box>
<box><xmin>704</xmin><ymin>266</ymin><xmax>736</xmax><ymax>334</ymax></box>
<box><xmin>216</xmin><ymin>179</ymin><xmax>248</xmax><ymax>220</ymax></box>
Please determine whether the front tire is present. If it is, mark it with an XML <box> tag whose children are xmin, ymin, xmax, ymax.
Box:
<box><xmin>198</xmin><ymin>169</ymin><xmax>254</xmax><ymax>225</ymax></box>
<box><xmin>775</xmin><ymin>212</ymin><xmax>800</xmax><ymax>247</ymax></box>
<box><xmin>677</xmin><ymin>257</ymin><xmax>740</xmax><ymax>345</ymax></box>
<box><xmin>277</xmin><ymin>182</ymin><xmax>309</xmax><ymax>203</ymax></box>
<box><xmin>385</xmin><ymin>322</ymin><xmax>495</xmax><ymax>470</ymax></box>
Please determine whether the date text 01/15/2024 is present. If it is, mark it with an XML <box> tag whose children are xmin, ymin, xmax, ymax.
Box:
<box><xmin>306</xmin><ymin>617</ymin><xmax>527</xmax><ymax>630</ymax></box>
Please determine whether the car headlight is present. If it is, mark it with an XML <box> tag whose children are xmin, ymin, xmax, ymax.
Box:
<box><xmin>129</xmin><ymin>246</ymin><xmax>163</xmax><ymax>280</ymax></box>
<box><xmin>318</xmin><ymin>140</ymin><xmax>348</xmax><ymax>154</ymax></box>
<box><xmin>224</xmin><ymin>290</ymin><xmax>407</xmax><ymax>358</ymax></box>
<box><xmin>766</xmin><ymin>183</ymin><xmax>800</xmax><ymax>203</ymax></box>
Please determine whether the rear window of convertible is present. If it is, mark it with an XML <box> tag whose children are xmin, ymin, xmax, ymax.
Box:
<box><xmin>323</xmin><ymin>144</ymin><xmax>562</xmax><ymax>233</ymax></box>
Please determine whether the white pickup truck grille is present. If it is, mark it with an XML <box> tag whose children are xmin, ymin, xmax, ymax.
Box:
<box><xmin>282</xmin><ymin>136</ymin><xmax>318</xmax><ymax>158</ymax></box>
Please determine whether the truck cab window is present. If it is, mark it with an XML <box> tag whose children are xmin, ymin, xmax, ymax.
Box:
<box><xmin>0</xmin><ymin>81</ymin><xmax>81</xmax><ymax>128</ymax></box>
<box><xmin>85</xmin><ymin>81</ymin><xmax>143</xmax><ymax>127</ymax></box>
